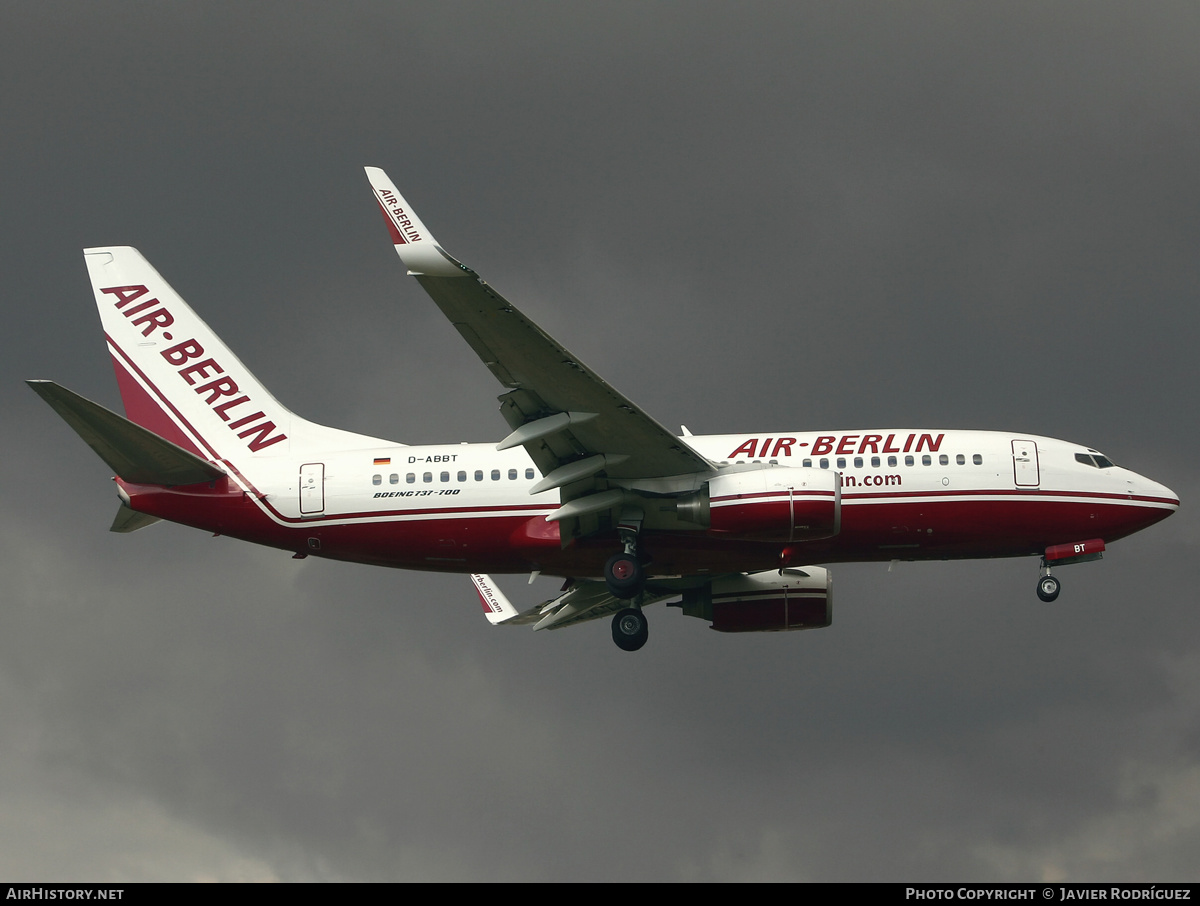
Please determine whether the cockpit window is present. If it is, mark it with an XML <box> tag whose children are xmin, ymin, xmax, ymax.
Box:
<box><xmin>1076</xmin><ymin>452</ymin><xmax>1117</xmax><ymax>469</ymax></box>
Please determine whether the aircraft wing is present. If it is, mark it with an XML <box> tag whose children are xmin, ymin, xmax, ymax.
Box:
<box><xmin>471</xmin><ymin>574</ymin><xmax>680</xmax><ymax>631</ymax></box>
<box><xmin>365</xmin><ymin>168</ymin><xmax>714</xmax><ymax>541</ymax></box>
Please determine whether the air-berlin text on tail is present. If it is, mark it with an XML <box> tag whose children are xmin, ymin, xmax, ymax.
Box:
<box><xmin>728</xmin><ymin>433</ymin><xmax>946</xmax><ymax>459</ymax></box>
<box><xmin>376</xmin><ymin>188</ymin><xmax>421</xmax><ymax>244</ymax></box>
<box><xmin>102</xmin><ymin>285</ymin><xmax>287</xmax><ymax>452</ymax></box>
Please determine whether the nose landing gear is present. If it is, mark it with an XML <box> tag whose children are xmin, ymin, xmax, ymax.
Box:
<box><xmin>1036</xmin><ymin>571</ymin><xmax>1061</xmax><ymax>603</ymax></box>
<box><xmin>1035</xmin><ymin>539</ymin><xmax>1104</xmax><ymax>603</ymax></box>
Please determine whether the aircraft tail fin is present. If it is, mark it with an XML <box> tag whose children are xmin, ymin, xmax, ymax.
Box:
<box><xmin>26</xmin><ymin>380</ymin><xmax>226</xmax><ymax>485</ymax></box>
<box><xmin>84</xmin><ymin>247</ymin><xmax>392</xmax><ymax>466</ymax></box>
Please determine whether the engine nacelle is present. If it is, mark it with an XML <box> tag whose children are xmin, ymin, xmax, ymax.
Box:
<box><xmin>680</xmin><ymin>567</ymin><xmax>832</xmax><ymax>633</ymax></box>
<box><xmin>701</xmin><ymin>466</ymin><xmax>840</xmax><ymax>542</ymax></box>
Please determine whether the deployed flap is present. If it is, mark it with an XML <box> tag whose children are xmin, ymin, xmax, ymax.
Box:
<box><xmin>470</xmin><ymin>573</ymin><xmax>679</xmax><ymax>632</ymax></box>
<box><xmin>365</xmin><ymin>168</ymin><xmax>714</xmax><ymax>539</ymax></box>
<box><xmin>27</xmin><ymin>380</ymin><xmax>225</xmax><ymax>485</ymax></box>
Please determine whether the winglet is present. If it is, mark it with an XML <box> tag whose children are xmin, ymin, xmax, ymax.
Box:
<box><xmin>363</xmin><ymin>167</ymin><xmax>471</xmax><ymax>277</ymax></box>
<box><xmin>471</xmin><ymin>574</ymin><xmax>521</xmax><ymax>625</ymax></box>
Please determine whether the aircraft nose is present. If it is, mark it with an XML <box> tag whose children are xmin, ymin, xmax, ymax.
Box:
<box><xmin>1129</xmin><ymin>471</ymin><xmax>1180</xmax><ymax>520</ymax></box>
<box><xmin>1148</xmin><ymin>478</ymin><xmax>1180</xmax><ymax>510</ymax></box>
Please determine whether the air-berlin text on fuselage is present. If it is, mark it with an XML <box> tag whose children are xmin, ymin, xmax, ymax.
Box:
<box><xmin>727</xmin><ymin>433</ymin><xmax>945</xmax><ymax>459</ymax></box>
<box><xmin>377</xmin><ymin>188</ymin><xmax>421</xmax><ymax>244</ymax></box>
<box><xmin>102</xmin><ymin>285</ymin><xmax>287</xmax><ymax>452</ymax></box>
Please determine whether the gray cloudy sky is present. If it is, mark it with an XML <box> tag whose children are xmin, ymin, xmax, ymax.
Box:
<box><xmin>3</xmin><ymin>2</ymin><xmax>1198</xmax><ymax>881</ymax></box>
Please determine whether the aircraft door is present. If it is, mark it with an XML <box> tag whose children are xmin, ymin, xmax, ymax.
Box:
<box><xmin>1011</xmin><ymin>440</ymin><xmax>1040</xmax><ymax>487</ymax></box>
<box><xmin>300</xmin><ymin>463</ymin><xmax>325</xmax><ymax>515</ymax></box>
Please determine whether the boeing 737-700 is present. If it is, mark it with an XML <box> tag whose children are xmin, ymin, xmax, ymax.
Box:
<box><xmin>27</xmin><ymin>167</ymin><xmax>1179</xmax><ymax>650</ymax></box>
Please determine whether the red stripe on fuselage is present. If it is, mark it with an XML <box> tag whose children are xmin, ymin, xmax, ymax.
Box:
<box><xmin>118</xmin><ymin>475</ymin><xmax>1175</xmax><ymax>579</ymax></box>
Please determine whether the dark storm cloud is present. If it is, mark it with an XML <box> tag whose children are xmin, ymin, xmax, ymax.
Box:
<box><xmin>1</xmin><ymin>2</ymin><xmax>1197</xmax><ymax>881</ymax></box>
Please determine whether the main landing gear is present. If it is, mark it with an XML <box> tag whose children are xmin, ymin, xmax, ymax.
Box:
<box><xmin>603</xmin><ymin>511</ymin><xmax>647</xmax><ymax>600</ymax></box>
<box><xmin>612</xmin><ymin>607</ymin><xmax>649</xmax><ymax>651</ymax></box>
<box><xmin>606</xmin><ymin>509</ymin><xmax>649</xmax><ymax>651</ymax></box>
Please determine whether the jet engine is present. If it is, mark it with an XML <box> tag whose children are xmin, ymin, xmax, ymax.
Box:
<box><xmin>679</xmin><ymin>567</ymin><xmax>832</xmax><ymax>633</ymax></box>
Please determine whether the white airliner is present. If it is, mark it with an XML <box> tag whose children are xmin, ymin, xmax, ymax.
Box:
<box><xmin>28</xmin><ymin>167</ymin><xmax>1179</xmax><ymax>651</ymax></box>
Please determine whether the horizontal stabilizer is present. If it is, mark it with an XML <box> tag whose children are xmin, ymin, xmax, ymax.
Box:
<box><xmin>27</xmin><ymin>380</ymin><xmax>225</xmax><ymax>486</ymax></box>
<box><xmin>109</xmin><ymin>504</ymin><xmax>162</xmax><ymax>533</ymax></box>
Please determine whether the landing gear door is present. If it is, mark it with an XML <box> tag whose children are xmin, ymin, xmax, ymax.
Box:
<box><xmin>300</xmin><ymin>462</ymin><xmax>325</xmax><ymax>515</ymax></box>
<box><xmin>1011</xmin><ymin>440</ymin><xmax>1040</xmax><ymax>488</ymax></box>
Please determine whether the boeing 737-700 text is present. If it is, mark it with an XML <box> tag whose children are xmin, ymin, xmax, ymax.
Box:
<box><xmin>28</xmin><ymin>167</ymin><xmax>1179</xmax><ymax>651</ymax></box>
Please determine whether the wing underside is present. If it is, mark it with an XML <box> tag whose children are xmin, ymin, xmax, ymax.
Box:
<box><xmin>365</xmin><ymin>168</ymin><xmax>714</xmax><ymax>543</ymax></box>
<box><xmin>472</xmin><ymin>573</ymin><xmax>684</xmax><ymax>631</ymax></box>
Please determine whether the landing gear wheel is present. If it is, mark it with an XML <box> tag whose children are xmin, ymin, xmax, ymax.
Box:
<box><xmin>1036</xmin><ymin>574</ymin><xmax>1061</xmax><ymax>603</ymax></box>
<box><xmin>612</xmin><ymin>608</ymin><xmax>649</xmax><ymax>651</ymax></box>
<box><xmin>604</xmin><ymin>552</ymin><xmax>645</xmax><ymax>599</ymax></box>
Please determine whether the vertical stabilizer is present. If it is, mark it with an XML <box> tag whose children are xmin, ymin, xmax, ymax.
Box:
<box><xmin>86</xmin><ymin>247</ymin><xmax>391</xmax><ymax>468</ymax></box>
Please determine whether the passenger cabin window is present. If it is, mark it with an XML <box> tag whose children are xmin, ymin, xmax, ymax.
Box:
<box><xmin>458</xmin><ymin>471</ymin><xmax>467</xmax><ymax>482</ymax></box>
<box><xmin>389</xmin><ymin>473</ymin><xmax>399</xmax><ymax>484</ymax></box>
<box><xmin>853</xmin><ymin>457</ymin><xmax>863</xmax><ymax>468</ymax></box>
<box><xmin>802</xmin><ymin>458</ymin><xmax>812</xmax><ymax>467</ymax></box>
<box><xmin>525</xmin><ymin>468</ymin><xmax>535</xmax><ymax>479</ymax></box>
<box><xmin>820</xmin><ymin>458</ymin><xmax>829</xmax><ymax>469</ymax></box>
<box><xmin>939</xmin><ymin>454</ymin><xmax>949</xmax><ymax>466</ymax></box>
<box><xmin>837</xmin><ymin>457</ymin><xmax>846</xmax><ymax>469</ymax></box>
<box><xmin>491</xmin><ymin>469</ymin><xmax>500</xmax><ymax>481</ymax></box>
<box><xmin>887</xmin><ymin>456</ymin><xmax>897</xmax><ymax>467</ymax></box>
<box><xmin>372</xmin><ymin>474</ymin><xmax>381</xmax><ymax>485</ymax></box>
<box><xmin>508</xmin><ymin>469</ymin><xmax>517</xmax><ymax>480</ymax></box>
<box><xmin>973</xmin><ymin>454</ymin><xmax>983</xmax><ymax>465</ymax></box>
<box><xmin>905</xmin><ymin>455</ymin><xmax>914</xmax><ymax>466</ymax></box>
<box><xmin>423</xmin><ymin>472</ymin><xmax>432</xmax><ymax>483</ymax></box>
<box><xmin>956</xmin><ymin>454</ymin><xmax>965</xmax><ymax>465</ymax></box>
<box><xmin>440</xmin><ymin>471</ymin><xmax>449</xmax><ymax>482</ymax></box>
<box><xmin>475</xmin><ymin>470</ymin><xmax>483</xmax><ymax>481</ymax></box>
<box><xmin>922</xmin><ymin>455</ymin><xmax>932</xmax><ymax>466</ymax></box>
<box><xmin>406</xmin><ymin>473</ymin><xmax>416</xmax><ymax>484</ymax></box>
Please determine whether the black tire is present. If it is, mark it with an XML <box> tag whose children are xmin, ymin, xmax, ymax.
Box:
<box><xmin>612</xmin><ymin>608</ymin><xmax>649</xmax><ymax>651</ymax></box>
<box><xmin>604</xmin><ymin>552</ymin><xmax>645</xmax><ymax>599</ymax></box>
<box><xmin>1036</xmin><ymin>574</ymin><xmax>1061</xmax><ymax>603</ymax></box>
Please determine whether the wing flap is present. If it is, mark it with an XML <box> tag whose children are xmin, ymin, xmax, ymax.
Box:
<box><xmin>471</xmin><ymin>574</ymin><xmax>682</xmax><ymax>632</ymax></box>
